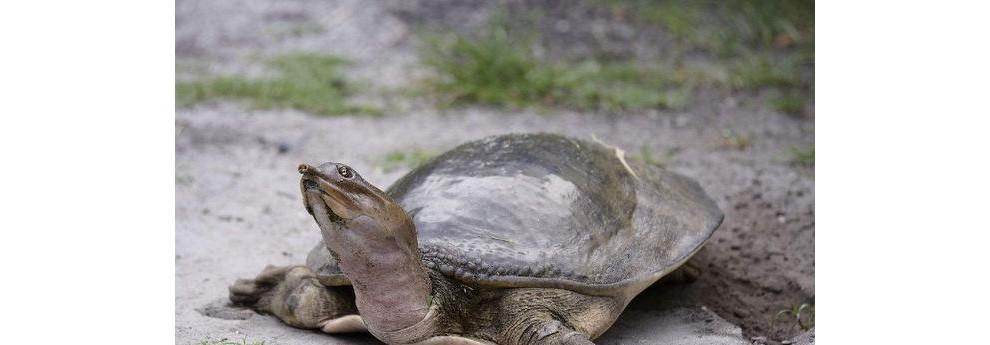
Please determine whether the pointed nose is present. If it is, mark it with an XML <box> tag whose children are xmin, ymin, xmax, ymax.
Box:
<box><xmin>298</xmin><ymin>163</ymin><xmax>316</xmax><ymax>175</ymax></box>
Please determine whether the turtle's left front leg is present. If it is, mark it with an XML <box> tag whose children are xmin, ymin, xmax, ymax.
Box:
<box><xmin>229</xmin><ymin>265</ymin><xmax>363</xmax><ymax>332</ymax></box>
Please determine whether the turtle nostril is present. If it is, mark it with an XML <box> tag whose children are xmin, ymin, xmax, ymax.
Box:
<box><xmin>298</xmin><ymin>164</ymin><xmax>311</xmax><ymax>174</ymax></box>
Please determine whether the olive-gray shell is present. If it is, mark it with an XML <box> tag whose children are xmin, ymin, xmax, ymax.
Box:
<box><xmin>308</xmin><ymin>133</ymin><xmax>722</xmax><ymax>296</ymax></box>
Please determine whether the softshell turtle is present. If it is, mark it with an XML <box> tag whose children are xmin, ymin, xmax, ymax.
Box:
<box><xmin>229</xmin><ymin>133</ymin><xmax>723</xmax><ymax>345</ymax></box>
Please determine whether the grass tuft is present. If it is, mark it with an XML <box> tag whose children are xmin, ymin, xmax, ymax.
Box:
<box><xmin>770</xmin><ymin>93</ymin><xmax>807</xmax><ymax>115</ymax></box>
<box><xmin>420</xmin><ymin>2</ymin><xmax>812</xmax><ymax>111</ymax></box>
<box><xmin>420</xmin><ymin>22</ymin><xmax>687</xmax><ymax>111</ymax></box>
<box><xmin>176</xmin><ymin>54</ymin><xmax>379</xmax><ymax>116</ymax></box>
<box><xmin>420</xmin><ymin>24</ymin><xmax>549</xmax><ymax>108</ymax></box>
<box><xmin>771</xmin><ymin>303</ymin><xmax>815</xmax><ymax>333</ymax></box>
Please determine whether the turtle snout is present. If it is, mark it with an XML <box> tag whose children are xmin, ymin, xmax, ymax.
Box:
<box><xmin>299</xmin><ymin>164</ymin><xmax>323</xmax><ymax>191</ymax></box>
<box><xmin>298</xmin><ymin>163</ymin><xmax>316</xmax><ymax>175</ymax></box>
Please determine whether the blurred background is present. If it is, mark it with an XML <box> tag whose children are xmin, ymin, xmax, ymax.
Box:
<box><xmin>176</xmin><ymin>0</ymin><xmax>814</xmax><ymax>344</ymax></box>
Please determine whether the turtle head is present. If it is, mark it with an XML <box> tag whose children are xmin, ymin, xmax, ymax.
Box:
<box><xmin>297</xmin><ymin>162</ymin><xmax>431</xmax><ymax>333</ymax></box>
<box><xmin>298</xmin><ymin>162</ymin><xmax>412</xmax><ymax>237</ymax></box>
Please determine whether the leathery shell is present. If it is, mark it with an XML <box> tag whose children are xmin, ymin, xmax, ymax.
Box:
<box><xmin>308</xmin><ymin>133</ymin><xmax>722</xmax><ymax>296</ymax></box>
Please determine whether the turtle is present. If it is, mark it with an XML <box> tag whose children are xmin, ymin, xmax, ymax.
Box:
<box><xmin>229</xmin><ymin>133</ymin><xmax>723</xmax><ymax>345</ymax></box>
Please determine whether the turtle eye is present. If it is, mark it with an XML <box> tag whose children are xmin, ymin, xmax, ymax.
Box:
<box><xmin>337</xmin><ymin>165</ymin><xmax>354</xmax><ymax>179</ymax></box>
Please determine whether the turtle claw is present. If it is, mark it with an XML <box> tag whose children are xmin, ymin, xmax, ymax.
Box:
<box><xmin>228</xmin><ymin>265</ymin><xmax>296</xmax><ymax>311</ymax></box>
<box><xmin>229</xmin><ymin>278</ymin><xmax>267</xmax><ymax>306</ymax></box>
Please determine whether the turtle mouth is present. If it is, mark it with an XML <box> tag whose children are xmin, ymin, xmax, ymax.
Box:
<box><xmin>308</xmin><ymin>192</ymin><xmax>346</xmax><ymax>225</ymax></box>
<box><xmin>300</xmin><ymin>175</ymin><xmax>358</xmax><ymax>224</ymax></box>
<box><xmin>302</xmin><ymin>182</ymin><xmax>346</xmax><ymax>225</ymax></box>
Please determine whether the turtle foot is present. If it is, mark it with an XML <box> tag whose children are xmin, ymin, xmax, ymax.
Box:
<box><xmin>228</xmin><ymin>265</ymin><xmax>296</xmax><ymax>312</ymax></box>
<box><xmin>229</xmin><ymin>265</ymin><xmax>360</xmax><ymax>330</ymax></box>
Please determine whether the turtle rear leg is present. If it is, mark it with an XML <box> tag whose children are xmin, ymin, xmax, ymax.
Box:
<box><xmin>229</xmin><ymin>265</ymin><xmax>364</xmax><ymax>332</ymax></box>
<box><xmin>513</xmin><ymin>319</ymin><xmax>595</xmax><ymax>345</ymax></box>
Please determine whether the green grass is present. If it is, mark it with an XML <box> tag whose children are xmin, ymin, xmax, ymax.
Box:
<box><xmin>647</xmin><ymin>2</ymin><xmax>699</xmax><ymax>43</ymax></box>
<box><xmin>176</xmin><ymin>54</ymin><xmax>379</xmax><ymax>116</ymax></box>
<box><xmin>604</xmin><ymin>0</ymin><xmax>814</xmax><ymax>56</ymax></box>
<box><xmin>600</xmin><ymin>0</ymin><xmax>814</xmax><ymax>105</ymax></box>
<box><xmin>790</xmin><ymin>145</ymin><xmax>815</xmax><ymax>166</ymax></box>
<box><xmin>419</xmin><ymin>1</ymin><xmax>812</xmax><ymax>111</ymax></box>
<box><xmin>771</xmin><ymin>303</ymin><xmax>814</xmax><ymax>333</ymax></box>
<box><xmin>375</xmin><ymin>149</ymin><xmax>437</xmax><ymax>173</ymax></box>
<box><xmin>420</xmin><ymin>23</ymin><xmax>688</xmax><ymax>111</ymax></box>
<box><xmin>562</xmin><ymin>62</ymin><xmax>691</xmax><ymax>111</ymax></box>
<box><xmin>729</xmin><ymin>54</ymin><xmax>801</xmax><ymax>90</ymax></box>
<box><xmin>199</xmin><ymin>338</ymin><xmax>265</xmax><ymax>345</ymax></box>
<box><xmin>712</xmin><ymin>0</ymin><xmax>814</xmax><ymax>57</ymax></box>
<box><xmin>770</xmin><ymin>93</ymin><xmax>807</xmax><ymax>115</ymax></box>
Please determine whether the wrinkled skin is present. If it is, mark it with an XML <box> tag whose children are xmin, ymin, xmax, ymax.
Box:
<box><xmin>229</xmin><ymin>133</ymin><xmax>723</xmax><ymax>345</ymax></box>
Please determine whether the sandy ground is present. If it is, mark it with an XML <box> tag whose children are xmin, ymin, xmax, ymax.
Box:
<box><xmin>176</xmin><ymin>1</ymin><xmax>814</xmax><ymax>344</ymax></box>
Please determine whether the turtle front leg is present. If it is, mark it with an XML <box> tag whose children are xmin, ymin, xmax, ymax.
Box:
<box><xmin>229</xmin><ymin>265</ymin><xmax>364</xmax><ymax>332</ymax></box>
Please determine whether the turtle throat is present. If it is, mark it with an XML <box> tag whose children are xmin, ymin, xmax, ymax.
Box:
<box><xmin>311</xmin><ymin>198</ymin><xmax>434</xmax><ymax>335</ymax></box>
